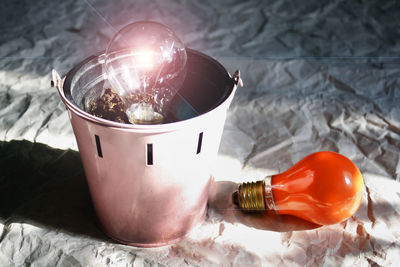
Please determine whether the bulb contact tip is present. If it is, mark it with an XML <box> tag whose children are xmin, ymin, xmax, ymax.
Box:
<box><xmin>232</xmin><ymin>191</ymin><xmax>239</xmax><ymax>206</ymax></box>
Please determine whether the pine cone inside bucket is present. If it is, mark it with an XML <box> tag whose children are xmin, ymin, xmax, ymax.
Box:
<box><xmin>87</xmin><ymin>88</ymin><xmax>130</xmax><ymax>124</ymax></box>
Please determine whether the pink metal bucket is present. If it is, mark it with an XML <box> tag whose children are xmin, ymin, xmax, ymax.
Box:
<box><xmin>52</xmin><ymin>49</ymin><xmax>239</xmax><ymax>247</ymax></box>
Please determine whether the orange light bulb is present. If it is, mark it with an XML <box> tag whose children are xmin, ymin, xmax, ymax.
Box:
<box><xmin>234</xmin><ymin>151</ymin><xmax>364</xmax><ymax>225</ymax></box>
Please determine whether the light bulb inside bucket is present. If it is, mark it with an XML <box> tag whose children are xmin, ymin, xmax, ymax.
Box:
<box><xmin>102</xmin><ymin>21</ymin><xmax>187</xmax><ymax>124</ymax></box>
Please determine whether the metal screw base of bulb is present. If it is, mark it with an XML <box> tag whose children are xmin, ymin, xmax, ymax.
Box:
<box><xmin>235</xmin><ymin>180</ymin><xmax>266</xmax><ymax>211</ymax></box>
<box><xmin>130</xmin><ymin>116</ymin><xmax>164</xmax><ymax>125</ymax></box>
<box><xmin>234</xmin><ymin>176</ymin><xmax>275</xmax><ymax>211</ymax></box>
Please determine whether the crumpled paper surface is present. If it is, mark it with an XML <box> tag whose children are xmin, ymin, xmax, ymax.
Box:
<box><xmin>1</xmin><ymin>0</ymin><xmax>399</xmax><ymax>266</ymax></box>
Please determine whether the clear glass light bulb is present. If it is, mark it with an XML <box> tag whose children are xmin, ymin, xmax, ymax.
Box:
<box><xmin>103</xmin><ymin>21</ymin><xmax>187</xmax><ymax>124</ymax></box>
<box><xmin>233</xmin><ymin>151</ymin><xmax>364</xmax><ymax>225</ymax></box>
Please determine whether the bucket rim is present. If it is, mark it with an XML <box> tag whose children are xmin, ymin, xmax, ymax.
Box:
<box><xmin>60</xmin><ymin>49</ymin><xmax>238</xmax><ymax>132</ymax></box>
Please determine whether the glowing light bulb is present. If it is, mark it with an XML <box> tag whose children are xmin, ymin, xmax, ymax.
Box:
<box><xmin>233</xmin><ymin>151</ymin><xmax>364</xmax><ymax>225</ymax></box>
<box><xmin>103</xmin><ymin>21</ymin><xmax>187</xmax><ymax>124</ymax></box>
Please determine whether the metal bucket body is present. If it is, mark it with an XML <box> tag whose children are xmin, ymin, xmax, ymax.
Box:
<box><xmin>53</xmin><ymin>49</ymin><xmax>238</xmax><ymax>247</ymax></box>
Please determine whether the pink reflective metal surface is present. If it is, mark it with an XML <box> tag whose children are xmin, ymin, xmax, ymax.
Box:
<box><xmin>52</xmin><ymin>53</ymin><xmax>238</xmax><ymax>246</ymax></box>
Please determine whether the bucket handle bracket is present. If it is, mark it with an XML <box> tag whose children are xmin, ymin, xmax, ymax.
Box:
<box><xmin>51</xmin><ymin>69</ymin><xmax>66</xmax><ymax>97</ymax></box>
<box><xmin>232</xmin><ymin>70</ymin><xmax>243</xmax><ymax>87</ymax></box>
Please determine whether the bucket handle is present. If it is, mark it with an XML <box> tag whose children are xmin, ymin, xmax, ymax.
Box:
<box><xmin>51</xmin><ymin>69</ymin><xmax>66</xmax><ymax>98</ymax></box>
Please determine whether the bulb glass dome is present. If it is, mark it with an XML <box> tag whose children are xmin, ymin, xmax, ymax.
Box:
<box><xmin>103</xmin><ymin>21</ymin><xmax>187</xmax><ymax>124</ymax></box>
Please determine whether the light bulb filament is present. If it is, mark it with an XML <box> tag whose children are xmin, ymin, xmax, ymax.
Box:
<box><xmin>161</xmin><ymin>41</ymin><xmax>175</xmax><ymax>62</ymax></box>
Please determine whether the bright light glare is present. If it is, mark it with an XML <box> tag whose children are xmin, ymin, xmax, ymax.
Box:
<box><xmin>133</xmin><ymin>49</ymin><xmax>155</xmax><ymax>69</ymax></box>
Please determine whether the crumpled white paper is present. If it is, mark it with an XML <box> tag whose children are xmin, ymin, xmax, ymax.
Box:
<box><xmin>1</xmin><ymin>0</ymin><xmax>399</xmax><ymax>266</ymax></box>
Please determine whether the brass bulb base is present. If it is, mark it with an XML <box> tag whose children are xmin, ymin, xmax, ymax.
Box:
<box><xmin>236</xmin><ymin>180</ymin><xmax>266</xmax><ymax>211</ymax></box>
<box><xmin>126</xmin><ymin>103</ymin><xmax>165</xmax><ymax>125</ymax></box>
<box><xmin>131</xmin><ymin>116</ymin><xmax>164</xmax><ymax>125</ymax></box>
<box><xmin>235</xmin><ymin>176</ymin><xmax>276</xmax><ymax>211</ymax></box>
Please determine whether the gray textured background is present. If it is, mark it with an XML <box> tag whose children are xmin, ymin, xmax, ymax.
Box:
<box><xmin>0</xmin><ymin>0</ymin><xmax>399</xmax><ymax>266</ymax></box>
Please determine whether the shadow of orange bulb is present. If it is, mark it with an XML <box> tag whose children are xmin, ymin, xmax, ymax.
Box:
<box><xmin>234</xmin><ymin>151</ymin><xmax>364</xmax><ymax>225</ymax></box>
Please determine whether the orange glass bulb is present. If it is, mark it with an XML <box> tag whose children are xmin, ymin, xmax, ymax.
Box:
<box><xmin>234</xmin><ymin>151</ymin><xmax>364</xmax><ymax>225</ymax></box>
